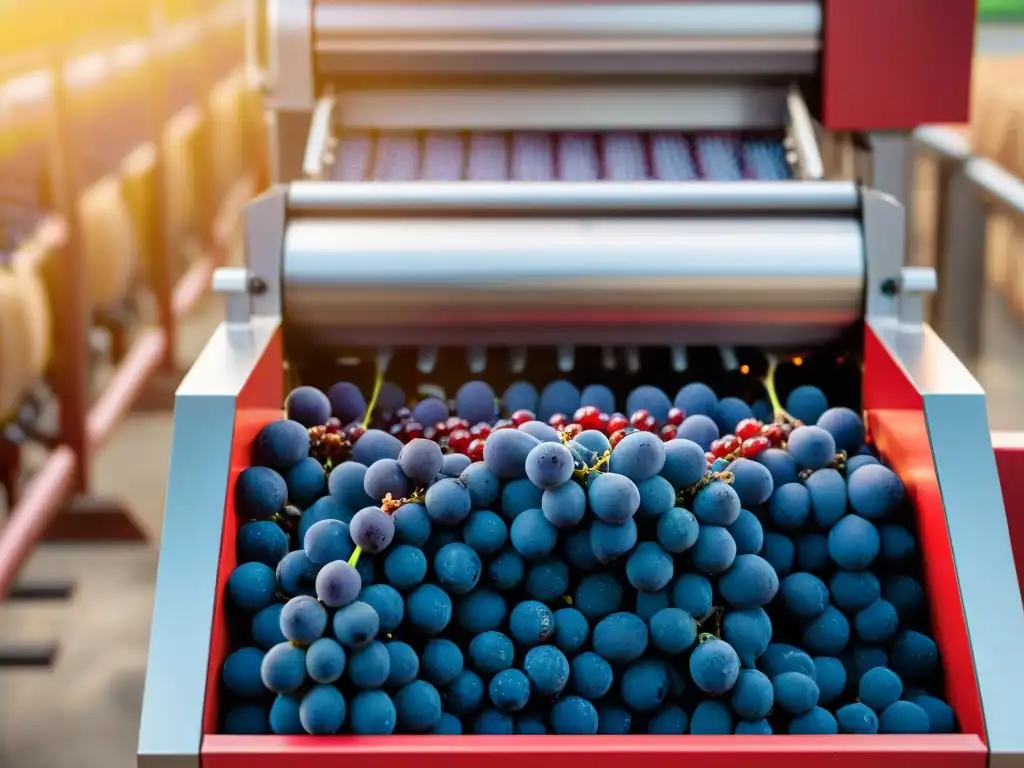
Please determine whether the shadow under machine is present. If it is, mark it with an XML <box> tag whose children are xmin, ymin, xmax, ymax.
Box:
<box><xmin>139</xmin><ymin>2</ymin><xmax>1024</xmax><ymax>768</ymax></box>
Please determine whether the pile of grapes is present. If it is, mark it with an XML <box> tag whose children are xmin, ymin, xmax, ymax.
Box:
<box><xmin>219</xmin><ymin>373</ymin><xmax>957</xmax><ymax>737</ymax></box>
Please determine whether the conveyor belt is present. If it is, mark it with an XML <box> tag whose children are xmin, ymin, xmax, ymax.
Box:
<box><xmin>332</xmin><ymin>131</ymin><xmax>792</xmax><ymax>182</ymax></box>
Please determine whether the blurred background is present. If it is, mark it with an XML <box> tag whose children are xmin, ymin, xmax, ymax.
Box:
<box><xmin>0</xmin><ymin>1</ymin><xmax>1021</xmax><ymax>766</ymax></box>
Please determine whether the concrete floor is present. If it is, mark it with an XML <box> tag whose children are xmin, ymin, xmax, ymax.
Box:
<box><xmin>0</xmin><ymin>272</ymin><xmax>1023</xmax><ymax>768</ymax></box>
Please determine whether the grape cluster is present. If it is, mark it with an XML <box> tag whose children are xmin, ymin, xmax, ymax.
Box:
<box><xmin>221</xmin><ymin>376</ymin><xmax>956</xmax><ymax>737</ymax></box>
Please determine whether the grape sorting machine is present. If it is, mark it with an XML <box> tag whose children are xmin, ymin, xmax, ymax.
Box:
<box><xmin>138</xmin><ymin>2</ymin><xmax>1024</xmax><ymax>768</ymax></box>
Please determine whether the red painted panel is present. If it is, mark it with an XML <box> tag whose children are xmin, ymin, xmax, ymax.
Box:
<box><xmin>993</xmin><ymin>431</ymin><xmax>1024</xmax><ymax>601</ymax></box>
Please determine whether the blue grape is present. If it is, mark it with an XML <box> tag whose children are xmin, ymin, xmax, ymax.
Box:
<box><xmin>434</xmin><ymin>713</ymin><xmax>463</xmax><ymax>734</ymax></box>
<box><xmin>752</xmin><ymin>399</ymin><xmax>774</xmax><ymax>422</ymax></box>
<box><xmin>441</xmin><ymin>453</ymin><xmax>472</xmax><ymax>478</ymax></box>
<box><xmin>277</xmin><ymin>550</ymin><xmax>319</xmax><ymax>598</ymax></box>
<box><xmin>235</xmin><ymin>466</ymin><xmax>287</xmax><ymax>521</ymax></box>
<box><xmin>460</xmin><ymin>510</ymin><xmax>507</xmax><ymax>557</ymax></box>
<box><xmin>786</xmin><ymin>385</ymin><xmax>829</xmax><ymax>424</ymax></box>
<box><xmin>227</xmin><ymin>562</ymin><xmax>277</xmax><ymax>613</ymax></box>
<box><xmin>735</xmin><ymin>719</ymin><xmax>773</xmax><ymax>734</ymax></box>
<box><xmin>327</xmin><ymin>461</ymin><xmax>374</xmax><ymax>510</ymax></box>
<box><xmin>510</xmin><ymin>600</ymin><xmax>555</xmax><ymax>647</ymax></box>
<box><xmin>351</xmin><ymin>429</ymin><xmax>403</xmax><ymax>466</ymax></box>
<box><xmin>674</xmin><ymin>382</ymin><xmax>718</xmax><ymax>417</ymax></box>
<box><xmin>347</xmin><ymin>641</ymin><xmax>391</xmax><ymax>688</ymax></box>
<box><xmin>626</xmin><ymin>386</ymin><xmax>671</xmax><ymax>425</ymax></box>
<box><xmin>847</xmin><ymin>644</ymin><xmax>889</xmax><ymax>678</ymax></box>
<box><xmin>474</xmin><ymin>708</ymin><xmax>515</xmax><ymax>734</ymax></box>
<box><xmin>392</xmin><ymin>501</ymin><xmax>431</xmax><ymax>547</ymax></box>
<box><xmin>859</xmin><ymin>666</ymin><xmax>903</xmax><ymax>711</ymax></box>
<box><xmin>905</xmin><ymin>692</ymin><xmax>956</xmax><ymax>733</ymax></box>
<box><xmin>405</xmin><ymin>583</ymin><xmax>453</xmax><ymax>634</ymax></box>
<box><xmin>671</xmin><ymin>573</ymin><xmax>713</xmax><ymax>621</ymax></box>
<box><xmin>537</xmin><ymin>380</ymin><xmax>581</xmax><ymax>422</ymax></box>
<box><xmin>350</xmin><ymin>506</ymin><xmax>396</xmax><ymax>553</ymax></box>
<box><xmin>489</xmin><ymin>668</ymin><xmax>531</xmax><ymax>712</ymax></box>
<box><xmin>383</xmin><ymin>544</ymin><xmax>428</xmax><ymax>591</ymax></box>
<box><xmin>590</xmin><ymin>517</ymin><xmax>638</xmax><ymax>563</ymax></box>
<box><xmin>460</xmin><ymin>461</ymin><xmax>501</xmax><ymax>509</ymax></box>
<box><xmin>690</xmin><ymin>639</ymin><xmax>741</xmax><ymax>695</ymax></box>
<box><xmin>577</xmin><ymin>384</ymin><xmax>614</xmax><ymax>414</ymax></box>
<box><xmin>280</xmin><ymin>595</ymin><xmax>327</xmax><ymax>644</ymax></box>
<box><xmin>510</xmin><ymin>508</ymin><xmax>558</xmax><ymax>559</ymax></box>
<box><xmin>237</xmin><ymin>521</ymin><xmax>289</xmax><ymax>567</ymax></box>
<box><xmin>621</xmin><ymin>658</ymin><xmax>669</xmax><ymax>711</ymax></box>
<box><xmin>349</xmin><ymin>690</ymin><xmax>397</xmax><ymax>734</ymax></box>
<box><xmin>550</xmin><ymin>696</ymin><xmax>599</xmax><ymax>734</ymax></box>
<box><xmin>879</xmin><ymin>700</ymin><xmax>931</xmax><ymax>734</ymax></box>
<box><xmin>269</xmin><ymin>695</ymin><xmax>303</xmax><ymax>734</ymax></box>
<box><xmin>847</xmin><ymin>464</ymin><xmax>905</xmax><ymax>519</ymax></box>
<box><xmin>355</xmin><ymin>555</ymin><xmax>377</xmax><ymax>588</ymax></box>
<box><xmin>384</xmin><ymin>640</ymin><xmax>419</xmax><ymax>688</ymax></box>
<box><xmin>813</xmin><ymin>656</ymin><xmax>847</xmax><ymax>704</ymax></box>
<box><xmin>768</xmin><ymin>482</ymin><xmax>811</xmax><ymax>530</ymax></box>
<box><xmin>502</xmin><ymin>381</ymin><xmax>538</xmax><ymax>413</ymax></box>
<box><xmin>634</xmin><ymin>475</ymin><xmax>675</xmax><ymax>519</ymax></box>
<box><xmin>412</xmin><ymin>397</ymin><xmax>448</xmax><ymax>427</ymax></box>
<box><xmin>518</xmin><ymin>420</ymin><xmax>561</xmax><ymax>443</ymax></box>
<box><xmin>718</xmin><ymin>554</ymin><xmax>779</xmax><ymax>609</ymax></box>
<box><xmin>789</xmin><ymin>707</ymin><xmax>839</xmax><ymax>734</ymax></box>
<box><xmin>483</xmin><ymin>428</ymin><xmax>541</xmax><ymax>479</ymax></box>
<box><xmin>830</xmin><ymin>569</ymin><xmax>881</xmax><ymax>612</ymax></box>
<box><xmin>773</xmin><ymin>671</ymin><xmax>819</xmax><ymax>714</ymax></box>
<box><xmin>801</xmin><ymin>605</ymin><xmax>851</xmax><ymax>656</ymax></box>
<box><xmin>879</xmin><ymin>524</ymin><xmax>916</xmax><ymax>565</ymax></box>
<box><xmin>500</xmin><ymin>478</ymin><xmax>543</xmax><ymax>521</ymax></box>
<box><xmin>525</xmin><ymin>442</ymin><xmax>575</xmax><ymax>490</ymax></box>
<box><xmin>434</xmin><ymin>542</ymin><xmax>482</xmax><ymax>595</ymax></box>
<box><xmin>424</xmin><ymin>477</ymin><xmax>472</xmax><ymax>525</ymax></box>
<box><xmin>359</xmin><ymin>584</ymin><xmax>405</xmax><ymax>634</ymax></box>
<box><xmin>728</xmin><ymin>509</ymin><xmax>764</xmax><ymax>556</ymax></box>
<box><xmin>541</xmin><ymin>480</ymin><xmax>586</xmax><ymax>528</ymax></box>
<box><xmin>252</xmin><ymin>604</ymin><xmax>286</xmax><ymax>649</ymax></box>
<box><xmin>626</xmin><ymin>542</ymin><xmax>674</xmax><ymax>592</ymax></box>
<box><xmin>828</xmin><ymin>514</ymin><xmax>880</xmax><ymax>570</ymax></box>
<box><xmin>759</xmin><ymin>532</ymin><xmax>795</xmax><ymax>578</ymax></box>
<box><xmin>574</xmin><ymin>430</ymin><xmax>611</xmax><ymax>461</ymax></box>
<box><xmin>306</xmin><ymin>637</ymin><xmax>346</xmax><ymax>683</ymax></box>
<box><xmin>649</xmin><ymin>607</ymin><xmax>697</xmax><ymax>655</ymax></box>
<box><xmin>254</xmin><ymin>420</ymin><xmax>309</xmax><ymax>471</ymax></box>
<box><xmin>574</xmin><ymin>573</ymin><xmax>623</xmax><ymax>620</ymax></box>
<box><xmin>487</xmin><ymin>547</ymin><xmax>525</xmax><ymax>590</ymax></box>
<box><xmin>398</xmin><ymin>438</ymin><xmax>445</xmax><ymax>485</ymax></box>
<box><xmin>609</xmin><ymin>430</ymin><xmax>666</xmax><ymax>481</ymax></box>
<box><xmin>553</xmin><ymin>607</ymin><xmax>589</xmax><ymax>653</ymax></box>
<box><xmin>730</xmin><ymin>668</ymin><xmax>774</xmax><ymax>719</ymax></box>
<box><xmin>661</xmin><ymin>438</ymin><xmax>709</xmax><ymax>489</ymax></box>
<box><xmin>728</xmin><ymin>458</ymin><xmax>774</xmax><ymax>507</ymax></box>
<box><xmin>420</xmin><ymin>638</ymin><xmax>464</xmax><ymax>686</ymax></box>
<box><xmin>836</xmin><ymin>702</ymin><xmax>880</xmax><ymax>734</ymax></box>
<box><xmin>847</xmin><ymin>454</ymin><xmax>880</xmax><ymax>476</ymax></box>
<box><xmin>562</xmin><ymin>528</ymin><xmax>599</xmax><ymax>571</ymax></box>
<box><xmin>327</xmin><ymin>381</ymin><xmax>366</xmax><ymax>423</ymax></box>
<box><xmin>222</xmin><ymin>647</ymin><xmax>266</xmax><ymax>698</ymax></box>
<box><xmin>787</xmin><ymin>425</ymin><xmax>836</xmax><ymax>471</ymax></box>
<box><xmin>598</xmin><ymin>706</ymin><xmax>633</xmax><ymax>734</ymax></box>
<box><xmin>779</xmin><ymin>572</ymin><xmax>830</xmax><ymax>618</ymax></box>
<box><xmin>299</xmin><ymin>685</ymin><xmax>346</xmax><ymax>735</ymax></box>
<box><xmin>515</xmin><ymin>713</ymin><xmax>547</xmax><ymax>734</ymax></box>
<box><xmin>713</xmin><ymin>397</ymin><xmax>754</xmax><ymax>435</ymax></box>
<box><xmin>693</xmin><ymin>480</ymin><xmax>741</xmax><ymax>526</ymax></box>
<box><xmin>722</xmin><ymin>608</ymin><xmax>773</xmax><ymax>667</ymax></box>
<box><xmin>391</xmin><ymin>684</ymin><xmax>440</xmax><ymax>737</ymax></box>
<box><xmin>794</xmin><ymin>532</ymin><xmax>829</xmax><ymax>572</ymax></box>
<box><xmin>675</xmin><ymin>414</ymin><xmax>719</xmax><ymax>450</ymax></box>
<box><xmin>261</xmin><ymin>642</ymin><xmax>307</xmax><ymax>693</ymax></box>
<box><xmin>656</xmin><ymin>507</ymin><xmax>699</xmax><ymax>554</ymax></box>
<box><xmin>755</xmin><ymin>447</ymin><xmax>799</xmax><ymax>486</ymax></box>
<box><xmin>648</xmin><ymin>705</ymin><xmax>688</xmax><ymax>734</ymax></box>
<box><xmin>314</xmin><ymin>560</ymin><xmax>361</xmax><ymax>609</ymax></box>
<box><xmin>376</xmin><ymin>382</ymin><xmax>405</xmax><ymax>416</ymax></box>
<box><xmin>636</xmin><ymin>588</ymin><xmax>670</xmax><ymax>622</ymax></box>
<box><xmin>884</xmin><ymin>574</ymin><xmax>925</xmax><ymax>619</ymax></box>
<box><xmin>817</xmin><ymin>406</ymin><xmax>865</xmax><ymax>453</ymax></box>
<box><xmin>759</xmin><ymin>643</ymin><xmax>816</xmax><ymax>679</ymax></box>
<box><xmin>855</xmin><ymin>599</ymin><xmax>899</xmax><ymax>643</ymax></box>
<box><xmin>456</xmin><ymin>380</ymin><xmax>497</xmax><ymax>425</ymax></box>
<box><xmin>224</xmin><ymin>705</ymin><xmax>268</xmax><ymax>734</ymax></box>
<box><xmin>587</xmin><ymin>475</ymin><xmax>641</xmax><ymax>528</ymax></box>
<box><xmin>592</xmin><ymin>611</ymin><xmax>648</xmax><ymax>664</ymax></box>
<box><xmin>364</xmin><ymin>458</ymin><xmax>410</xmax><ymax>501</ymax></box>
<box><xmin>889</xmin><ymin>630</ymin><xmax>939</xmax><ymax>681</ymax></box>
<box><xmin>457</xmin><ymin>589</ymin><xmax>507</xmax><ymax>633</ymax></box>
<box><xmin>299</xmin><ymin>496</ymin><xmax>353</xmax><ymax>540</ymax></box>
<box><xmin>526</xmin><ymin>558</ymin><xmax>570</xmax><ymax>602</ymax></box>
<box><xmin>468</xmin><ymin>631</ymin><xmax>515</xmax><ymax>675</ymax></box>
<box><xmin>285</xmin><ymin>457</ymin><xmax>327</xmax><ymax>509</ymax></box>
<box><xmin>332</xmin><ymin>601</ymin><xmax>379</xmax><ymax>648</ymax></box>
<box><xmin>447</xmin><ymin>670</ymin><xmax>485</xmax><ymax>716</ymax></box>
<box><xmin>523</xmin><ymin>645</ymin><xmax>570</xmax><ymax>696</ymax></box>
<box><xmin>690</xmin><ymin>700</ymin><xmax>734</xmax><ymax>734</ymax></box>
<box><xmin>804</xmin><ymin>467</ymin><xmax>847</xmax><ymax>528</ymax></box>
<box><xmin>691</xmin><ymin>525</ymin><xmax>737</xmax><ymax>575</ymax></box>
<box><xmin>304</xmin><ymin>518</ymin><xmax>355</xmax><ymax>566</ymax></box>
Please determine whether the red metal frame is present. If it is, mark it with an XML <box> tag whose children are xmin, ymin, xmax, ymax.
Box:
<box><xmin>992</xmin><ymin>431</ymin><xmax>1024</xmax><ymax>601</ymax></box>
<box><xmin>198</xmin><ymin>327</ymin><xmax>986</xmax><ymax>767</ymax></box>
<box><xmin>821</xmin><ymin>0</ymin><xmax>976</xmax><ymax>130</ymax></box>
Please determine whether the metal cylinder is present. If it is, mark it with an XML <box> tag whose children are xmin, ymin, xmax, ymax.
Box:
<box><xmin>282</xmin><ymin>214</ymin><xmax>863</xmax><ymax>348</ymax></box>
